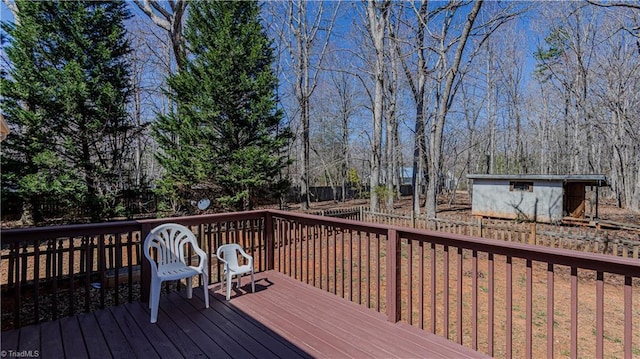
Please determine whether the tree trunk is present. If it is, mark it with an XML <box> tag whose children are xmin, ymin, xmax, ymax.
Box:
<box><xmin>366</xmin><ymin>0</ymin><xmax>390</xmax><ymax>212</ymax></box>
<box><xmin>426</xmin><ymin>0</ymin><xmax>483</xmax><ymax>218</ymax></box>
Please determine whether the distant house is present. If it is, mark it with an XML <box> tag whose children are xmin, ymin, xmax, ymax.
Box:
<box><xmin>466</xmin><ymin>174</ymin><xmax>609</xmax><ymax>223</ymax></box>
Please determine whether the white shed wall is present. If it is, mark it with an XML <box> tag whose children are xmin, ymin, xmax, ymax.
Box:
<box><xmin>471</xmin><ymin>179</ymin><xmax>564</xmax><ymax>223</ymax></box>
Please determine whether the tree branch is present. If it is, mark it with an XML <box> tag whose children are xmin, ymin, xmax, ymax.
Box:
<box><xmin>586</xmin><ymin>0</ymin><xmax>640</xmax><ymax>10</ymax></box>
<box><xmin>133</xmin><ymin>0</ymin><xmax>171</xmax><ymax>31</ymax></box>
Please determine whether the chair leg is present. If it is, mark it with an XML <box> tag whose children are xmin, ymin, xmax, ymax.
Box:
<box><xmin>237</xmin><ymin>274</ymin><xmax>242</xmax><ymax>289</ymax></box>
<box><xmin>186</xmin><ymin>277</ymin><xmax>193</xmax><ymax>299</ymax></box>
<box><xmin>226</xmin><ymin>272</ymin><xmax>232</xmax><ymax>301</ymax></box>
<box><xmin>251</xmin><ymin>270</ymin><xmax>255</xmax><ymax>293</ymax></box>
<box><xmin>220</xmin><ymin>271</ymin><xmax>225</xmax><ymax>294</ymax></box>
<box><xmin>150</xmin><ymin>278</ymin><xmax>161</xmax><ymax>323</ymax></box>
<box><xmin>202</xmin><ymin>272</ymin><xmax>209</xmax><ymax>308</ymax></box>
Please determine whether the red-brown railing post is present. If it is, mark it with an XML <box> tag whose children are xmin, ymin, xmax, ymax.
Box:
<box><xmin>386</xmin><ymin>228</ymin><xmax>401</xmax><ymax>322</ymax></box>
<box><xmin>140</xmin><ymin>222</ymin><xmax>152</xmax><ymax>303</ymax></box>
<box><xmin>265</xmin><ymin>211</ymin><xmax>275</xmax><ymax>270</ymax></box>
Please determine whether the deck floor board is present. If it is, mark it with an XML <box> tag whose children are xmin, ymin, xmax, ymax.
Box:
<box><xmin>59</xmin><ymin>316</ymin><xmax>88</xmax><ymax>358</ymax></box>
<box><xmin>2</xmin><ymin>271</ymin><xmax>488</xmax><ymax>358</ymax></box>
<box><xmin>38</xmin><ymin>320</ymin><xmax>63</xmax><ymax>359</ymax></box>
<box><xmin>77</xmin><ymin>311</ymin><xmax>112</xmax><ymax>359</ymax></box>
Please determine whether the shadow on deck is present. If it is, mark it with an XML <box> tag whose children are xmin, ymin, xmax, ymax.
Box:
<box><xmin>1</xmin><ymin>271</ymin><xmax>487</xmax><ymax>358</ymax></box>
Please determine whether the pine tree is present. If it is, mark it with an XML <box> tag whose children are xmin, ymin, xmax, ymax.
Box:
<box><xmin>153</xmin><ymin>0</ymin><xmax>291</xmax><ymax>211</ymax></box>
<box><xmin>1</xmin><ymin>1</ymin><xmax>132</xmax><ymax>223</ymax></box>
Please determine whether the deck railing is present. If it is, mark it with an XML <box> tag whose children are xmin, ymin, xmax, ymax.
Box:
<box><xmin>269</xmin><ymin>210</ymin><xmax>639</xmax><ymax>359</ymax></box>
<box><xmin>1</xmin><ymin>211</ymin><xmax>269</xmax><ymax>330</ymax></box>
<box><xmin>2</xmin><ymin>209</ymin><xmax>638</xmax><ymax>358</ymax></box>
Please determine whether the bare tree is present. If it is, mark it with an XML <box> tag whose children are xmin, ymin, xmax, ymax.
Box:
<box><xmin>267</xmin><ymin>1</ymin><xmax>340</xmax><ymax>210</ymax></box>
<box><xmin>390</xmin><ymin>1</ymin><xmax>431</xmax><ymax>214</ymax></box>
<box><xmin>495</xmin><ymin>23</ymin><xmax>528</xmax><ymax>173</ymax></box>
<box><xmin>384</xmin><ymin>6</ymin><xmax>402</xmax><ymax>209</ymax></box>
<box><xmin>133</xmin><ymin>0</ymin><xmax>187</xmax><ymax>71</ymax></box>
<box><xmin>424</xmin><ymin>1</ymin><xmax>483</xmax><ymax>218</ymax></box>
<box><xmin>327</xmin><ymin>66</ymin><xmax>361</xmax><ymax>201</ymax></box>
<box><xmin>365</xmin><ymin>0</ymin><xmax>391</xmax><ymax>212</ymax></box>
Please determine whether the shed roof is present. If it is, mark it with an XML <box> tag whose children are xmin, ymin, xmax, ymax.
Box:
<box><xmin>466</xmin><ymin>174</ymin><xmax>609</xmax><ymax>186</ymax></box>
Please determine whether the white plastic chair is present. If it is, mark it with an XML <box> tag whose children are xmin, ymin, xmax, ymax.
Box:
<box><xmin>144</xmin><ymin>223</ymin><xmax>209</xmax><ymax>323</ymax></box>
<box><xmin>216</xmin><ymin>243</ymin><xmax>255</xmax><ymax>300</ymax></box>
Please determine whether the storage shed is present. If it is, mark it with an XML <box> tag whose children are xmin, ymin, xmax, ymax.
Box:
<box><xmin>466</xmin><ymin>174</ymin><xmax>608</xmax><ymax>223</ymax></box>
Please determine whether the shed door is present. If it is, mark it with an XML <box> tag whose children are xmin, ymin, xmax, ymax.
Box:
<box><xmin>564</xmin><ymin>183</ymin><xmax>585</xmax><ymax>218</ymax></box>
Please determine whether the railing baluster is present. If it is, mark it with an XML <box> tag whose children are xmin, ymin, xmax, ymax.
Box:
<box><xmin>457</xmin><ymin>247</ymin><xmax>463</xmax><ymax>344</ymax></box>
<box><xmin>356</xmin><ymin>230</ymin><xmax>361</xmax><ymax>304</ymax></box>
<box><xmin>547</xmin><ymin>263</ymin><xmax>554</xmax><ymax>359</ymax></box>
<box><xmin>341</xmin><ymin>228</ymin><xmax>345</xmax><ymax>299</ymax></box>
<box><xmin>299</xmin><ymin>222</ymin><xmax>304</xmax><ymax>281</ymax></box>
<box><xmin>444</xmin><ymin>245</ymin><xmax>449</xmax><ymax>339</ymax></box>
<box><xmin>128</xmin><ymin>231</ymin><xmax>134</xmax><ymax>302</ymax></box>
<box><xmin>376</xmin><ymin>233</ymin><xmax>381</xmax><ymax>312</ymax></box>
<box><xmin>8</xmin><ymin>242</ymin><xmax>15</xmax><ymax>289</ymax></box>
<box><xmin>472</xmin><ymin>250</ymin><xmax>478</xmax><ymax>350</ymax></box>
<box><xmin>348</xmin><ymin>229</ymin><xmax>353</xmax><ymax>302</ymax></box>
<box><xmin>85</xmin><ymin>237</ymin><xmax>92</xmax><ymax>312</ymax></box>
<box><xmin>571</xmin><ymin>267</ymin><xmax>578</xmax><ymax>359</ymax></box>
<box><xmin>526</xmin><ymin>259</ymin><xmax>532</xmax><ymax>359</ymax></box>
<box><xmin>250</xmin><ymin>221</ymin><xmax>256</xmax><ymax>273</ymax></box>
<box><xmin>366</xmin><ymin>231</ymin><xmax>370</xmax><ymax>308</ymax></box>
<box><xmin>431</xmin><ymin>242</ymin><xmax>436</xmax><ymax>334</ymax></box>
<box><xmin>288</xmin><ymin>220</ymin><xmax>292</xmax><ymax>277</ymax></box>
<box><xmin>419</xmin><ymin>240</ymin><xmax>424</xmax><ymax>329</ymax></box>
<box><xmin>333</xmin><ymin>228</ymin><xmax>337</xmax><ymax>295</ymax></box>
<box><xmin>34</xmin><ymin>240</ymin><xmax>40</xmax><ymax>324</ymax></box>
<box><xmin>320</xmin><ymin>225</ymin><xmax>324</xmax><ymax>290</ymax></box>
<box><xmin>506</xmin><ymin>256</ymin><xmax>512</xmax><ymax>358</ymax></box>
<box><xmin>300</xmin><ymin>222</ymin><xmax>305</xmax><ymax>281</ymax></box>
<box><xmin>12</xmin><ymin>243</ymin><xmax>20</xmax><ymax>327</ymax></box>
<box><xmin>326</xmin><ymin>226</ymin><xmax>330</xmax><ymax>291</ymax></box>
<box><xmin>277</xmin><ymin>219</ymin><xmax>283</xmax><ymax>272</ymax></box>
<box><xmin>407</xmin><ymin>238</ymin><xmax>413</xmax><ymax>324</ymax></box>
<box><xmin>305</xmin><ymin>223</ymin><xmax>310</xmax><ymax>284</ymax></box>
<box><xmin>69</xmin><ymin>237</ymin><xmax>76</xmax><ymax>314</ymax></box>
<box><xmin>624</xmin><ymin>276</ymin><xmax>632</xmax><ymax>358</ymax></box>
<box><xmin>99</xmin><ymin>234</ymin><xmax>106</xmax><ymax>308</ymax></box>
<box><xmin>52</xmin><ymin>239</ymin><xmax>60</xmax><ymax>320</ymax></box>
<box><xmin>293</xmin><ymin>221</ymin><xmax>298</xmax><ymax>280</ymax></box>
<box><xmin>488</xmin><ymin>253</ymin><xmax>494</xmax><ymax>357</ymax></box>
<box><xmin>312</xmin><ymin>224</ymin><xmax>317</xmax><ymax>286</ymax></box>
<box><xmin>20</xmin><ymin>243</ymin><xmax>28</xmax><ymax>295</ymax></box>
<box><xmin>596</xmin><ymin>271</ymin><xmax>604</xmax><ymax>359</ymax></box>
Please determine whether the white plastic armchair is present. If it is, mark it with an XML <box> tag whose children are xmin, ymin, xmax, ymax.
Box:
<box><xmin>144</xmin><ymin>223</ymin><xmax>209</xmax><ymax>323</ymax></box>
<box><xmin>216</xmin><ymin>244</ymin><xmax>255</xmax><ymax>300</ymax></box>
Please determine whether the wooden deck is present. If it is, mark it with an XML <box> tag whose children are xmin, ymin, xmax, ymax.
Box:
<box><xmin>1</xmin><ymin>271</ymin><xmax>488</xmax><ymax>358</ymax></box>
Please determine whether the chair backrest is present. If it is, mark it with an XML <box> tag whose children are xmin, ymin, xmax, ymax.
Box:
<box><xmin>216</xmin><ymin>243</ymin><xmax>243</xmax><ymax>270</ymax></box>
<box><xmin>144</xmin><ymin>223</ymin><xmax>199</xmax><ymax>267</ymax></box>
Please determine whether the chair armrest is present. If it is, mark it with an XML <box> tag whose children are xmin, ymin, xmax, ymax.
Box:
<box><xmin>192</xmin><ymin>245</ymin><xmax>209</xmax><ymax>272</ymax></box>
<box><xmin>238</xmin><ymin>247</ymin><xmax>254</xmax><ymax>267</ymax></box>
<box><xmin>144</xmin><ymin>243</ymin><xmax>160</xmax><ymax>277</ymax></box>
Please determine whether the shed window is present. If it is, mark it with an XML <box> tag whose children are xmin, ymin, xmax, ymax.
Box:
<box><xmin>510</xmin><ymin>181</ymin><xmax>533</xmax><ymax>192</ymax></box>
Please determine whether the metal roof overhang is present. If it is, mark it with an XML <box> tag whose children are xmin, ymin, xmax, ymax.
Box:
<box><xmin>466</xmin><ymin>174</ymin><xmax>609</xmax><ymax>186</ymax></box>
